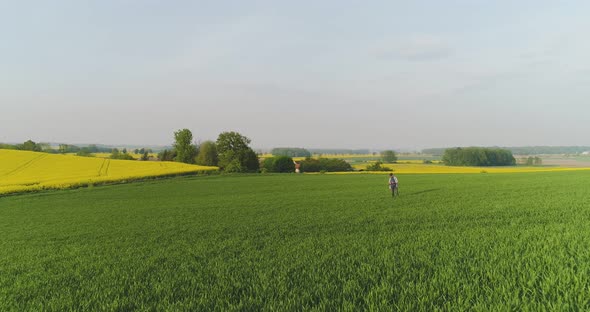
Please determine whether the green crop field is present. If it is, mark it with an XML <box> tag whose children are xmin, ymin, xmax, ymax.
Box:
<box><xmin>2</xmin><ymin>172</ymin><xmax>590</xmax><ymax>310</ymax></box>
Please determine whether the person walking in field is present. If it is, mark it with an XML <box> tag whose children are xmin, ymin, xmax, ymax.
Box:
<box><xmin>388</xmin><ymin>173</ymin><xmax>399</xmax><ymax>198</ymax></box>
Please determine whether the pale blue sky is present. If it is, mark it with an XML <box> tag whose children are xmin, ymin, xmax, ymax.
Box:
<box><xmin>2</xmin><ymin>1</ymin><xmax>590</xmax><ymax>150</ymax></box>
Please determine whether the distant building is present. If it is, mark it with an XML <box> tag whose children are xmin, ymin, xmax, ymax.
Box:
<box><xmin>582</xmin><ymin>151</ymin><xmax>590</xmax><ymax>155</ymax></box>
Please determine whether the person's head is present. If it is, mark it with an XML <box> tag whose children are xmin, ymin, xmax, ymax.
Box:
<box><xmin>389</xmin><ymin>173</ymin><xmax>393</xmax><ymax>177</ymax></box>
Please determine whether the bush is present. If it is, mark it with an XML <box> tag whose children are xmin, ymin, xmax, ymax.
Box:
<box><xmin>158</xmin><ymin>149</ymin><xmax>176</xmax><ymax>161</ymax></box>
<box><xmin>76</xmin><ymin>148</ymin><xmax>94</xmax><ymax>157</ymax></box>
<box><xmin>195</xmin><ymin>141</ymin><xmax>218</xmax><ymax>166</ymax></box>
<box><xmin>365</xmin><ymin>161</ymin><xmax>392</xmax><ymax>172</ymax></box>
<box><xmin>271</xmin><ymin>147</ymin><xmax>311</xmax><ymax>158</ymax></box>
<box><xmin>442</xmin><ymin>147</ymin><xmax>516</xmax><ymax>166</ymax></box>
<box><xmin>381</xmin><ymin>150</ymin><xmax>398</xmax><ymax>163</ymax></box>
<box><xmin>299</xmin><ymin>158</ymin><xmax>352</xmax><ymax>173</ymax></box>
<box><xmin>262</xmin><ymin>156</ymin><xmax>295</xmax><ymax>173</ymax></box>
<box><xmin>110</xmin><ymin>149</ymin><xmax>135</xmax><ymax>160</ymax></box>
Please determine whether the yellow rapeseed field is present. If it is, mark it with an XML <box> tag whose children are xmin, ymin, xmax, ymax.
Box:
<box><xmin>0</xmin><ymin>150</ymin><xmax>217</xmax><ymax>195</ymax></box>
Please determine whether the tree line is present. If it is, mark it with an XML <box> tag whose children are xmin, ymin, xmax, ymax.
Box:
<box><xmin>159</xmin><ymin>129</ymin><xmax>260</xmax><ymax>173</ymax></box>
<box><xmin>442</xmin><ymin>147</ymin><xmax>516</xmax><ymax>166</ymax></box>
<box><xmin>162</xmin><ymin>129</ymin><xmax>358</xmax><ymax>173</ymax></box>
<box><xmin>424</xmin><ymin>146</ymin><xmax>590</xmax><ymax>156</ymax></box>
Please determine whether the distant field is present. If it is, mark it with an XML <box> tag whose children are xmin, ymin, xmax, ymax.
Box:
<box><xmin>3</xmin><ymin>172</ymin><xmax>590</xmax><ymax>310</ymax></box>
<box><xmin>0</xmin><ymin>150</ymin><xmax>217</xmax><ymax>195</ymax></box>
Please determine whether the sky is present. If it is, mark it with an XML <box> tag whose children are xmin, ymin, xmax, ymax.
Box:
<box><xmin>2</xmin><ymin>1</ymin><xmax>590</xmax><ymax>150</ymax></box>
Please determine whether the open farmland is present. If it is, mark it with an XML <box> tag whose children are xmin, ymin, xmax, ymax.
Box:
<box><xmin>2</xmin><ymin>172</ymin><xmax>590</xmax><ymax>310</ymax></box>
<box><xmin>0</xmin><ymin>150</ymin><xmax>217</xmax><ymax>195</ymax></box>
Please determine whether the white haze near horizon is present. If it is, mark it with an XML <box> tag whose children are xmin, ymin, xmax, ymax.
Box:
<box><xmin>2</xmin><ymin>1</ymin><xmax>590</xmax><ymax>151</ymax></box>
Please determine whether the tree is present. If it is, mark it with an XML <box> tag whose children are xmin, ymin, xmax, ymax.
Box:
<box><xmin>262</xmin><ymin>156</ymin><xmax>295</xmax><ymax>173</ymax></box>
<box><xmin>195</xmin><ymin>141</ymin><xmax>218</xmax><ymax>166</ymax></box>
<box><xmin>216</xmin><ymin>131</ymin><xmax>259</xmax><ymax>172</ymax></box>
<box><xmin>158</xmin><ymin>149</ymin><xmax>176</xmax><ymax>161</ymax></box>
<box><xmin>76</xmin><ymin>148</ymin><xmax>94</xmax><ymax>157</ymax></box>
<box><xmin>271</xmin><ymin>147</ymin><xmax>311</xmax><ymax>157</ymax></box>
<box><xmin>365</xmin><ymin>161</ymin><xmax>392</xmax><ymax>172</ymax></box>
<box><xmin>173</xmin><ymin>129</ymin><xmax>197</xmax><ymax>164</ymax></box>
<box><xmin>442</xmin><ymin>147</ymin><xmax>515</xmax><ymax>166</ymax></box>
<box><xmin>20</xmin><ymin>140</ymin><xmax>42</xmax><ymax>152</ymax></box>
<box><xmin>381</xmin><ymin>150</ymin><xmax>398</xmax><ymax>163</ymax></box>
<box><xmin>110</xmin><ymin>148</ymin><xmax>134</xmax><ymax>160</ymax></box>
<box><xmin>299</xmin><ymin>157</ymin><xmax>352</xmax><ymax>172</ymax></box>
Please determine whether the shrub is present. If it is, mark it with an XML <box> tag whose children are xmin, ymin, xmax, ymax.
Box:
<box><xmin>442</xmin><ymin>147</ymin><xmax>516</xmax><ymax>166</ymax></box>
<box><xmin>365</xmin><ymin>161</ymin><xmax>392</xmax><ymax>172</ymax></box>
<box><xmin>299</xmin><ymin>158</ymin><xmax>352</xmax><ymax>173</ymax></box>
<box><xmin>271</xmin><ymin>147</ymin><xmax>311</xmax><ymax>157</ymax></box>
<box><xmin>261</xmin><ymin>156</ymin><xmax>295</xmax><ymax>173</ymax></box>
<box><xmin>381</xmin><ymin>150</ymin><xmax>398</xmax><ymax>163</ymax></box>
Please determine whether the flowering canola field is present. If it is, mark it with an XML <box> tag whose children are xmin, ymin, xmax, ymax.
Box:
<box><xmin>0</xmin><ymin>150</ymin><xmax>217</xmax><ymax>195</ymax></box>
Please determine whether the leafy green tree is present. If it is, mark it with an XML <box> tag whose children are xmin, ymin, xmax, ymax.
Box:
<box><xmin>365</xmin><ymin>161</ymin><xmax>392</xmax><ymax>172</ymax></box>
<box><xmin>442</xmin><ymin>147</ymin><xmax>515</xmax><ymax>166</ymax></box>
<box><xmin>262</xmin><ymin>156</ymin><xmax>295</xmax><ymax>173</ymax></box>
<box><xmin>20</xmin><ymin>140</ymin><xmax>42</xmax><ymax>152</ymax></box>
<box><xmin>196</xmin><ymin>141</ymin><xmax>218</xmax><ymax>166</ymax></box>
<box><xmin>271</xmin><ymin>148</ymin><xmax>311</xmax><ymax>157</ymax></box>
<box><xmin>273</xmin><ymin>156</ymin><xmax>295</xmax><ymax>172</ymax></box>
<box><xmin>381</xmin><ymin>150</ymin><xmax>398</xmax><ymax>163</ymax></box>
<box><xmin>299</xmin><ymin>157</ymin><xmax>352</xmax><ymax>172</ymax></box>
<box><xmin>158</xmin><ymin>149</ymin><xmax>176</xmax><ymax>161</ymax></box>
<box><xmin>76</xmin><ymin>148</ymin><xmax>94</xmax><ymax>157</ymax></box>
<box><xmin>173</xmin><ymin>129</ymin><xmax>197</xmax><ymax>164</ymax></box>
<box><xmin>216</xmin><ymin>131</ymin><xmax>259</xmax><ymax>172</ymax></box>
<box><xmin>110</xmin><ymin>148</ymin><xmax>135</xmax><ymax>160</ymax></box>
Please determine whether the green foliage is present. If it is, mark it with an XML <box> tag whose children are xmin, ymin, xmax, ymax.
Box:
<box><xmin>140</xmin><ymin>152</ymin><xmax>149</xmax><ymax>161</ymax></box>
<box><xmin>271</xmin><ymin>147</ymin><xmax>311</xmax><ymax>157</ymax></box>
<box><xmin>308</xmin><ymin>149</ymin><xmax>370</xmax><ymax>155</ymax></box>
<box><xmin>75</xmin><ymin>148</ymin><xmax>94</xmax><ymax>157</ymax></box>
<box><xmin>3</xmin><ymin>172</ymin><xmax>590</xmax><ymax>310</ymax></box>
<box><xmin>59</xmin><ymin>144</ymin><xmax>80</xmax><ymax>153</ymax></box>
<box><xmin>522</xmin><ymin>156</ymin><xmax>543</xmax><ymax>166</ymax></box>
<box><xmin>195</xmin><ymin>141</ymin><xmax>218</xmax><ymax>166</ymax></box>
<box><xmin>380</xmin><ymin>150</ymin><xmax>398</xmax><ymax>163</ymax></box>
<box><xmin>158</xmin><ymin>149</ymin><xmax>176</xmax><ymax>161</ymax></box>
<box><xmin>262</xmin><ymin>156</ymin><xmax>295</xmax><ymax>173</ymax></box>
<box><xmin>173</xmin><ymin>129</ymin><xmax>197</xmax><ymax>164</ymax></box>
<box><xmin>216</xmin><ymin>131</ymin><xmax>259</xmax><ymax>172</ymax></box>
<box><xmin>19</xmin><ymin>140</ymin><xmax>42</xmax><ymax>152</ymax></box>
<box><xmin>424</xmin><ymin>146</ymin><xmax>590</xmax><ymax>156</ymax></box>
<box><xmin>299</xmin><ymin>157</ymin><xmax>352</xmax><ymax>172</ymax></box>
<box><xmin>442</xmin><ymin>147</ymin><xmax>516</xmax><ymax>166</ymax></box>
<box><xmin>365</xmin><ymin>161</ymin><xmax>392</xmax><ymax>171</ymax></box>
<box><xmin>0</xmin><ymin>143</ymin><xmax>19</xmax><ymax>150</ymax></box>
<box><xmin>110</xmin><ymin>148</ymin><xmax>135</xmax><ymax>160</ymax></box>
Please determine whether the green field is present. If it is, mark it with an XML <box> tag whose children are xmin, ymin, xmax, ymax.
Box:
<box><xmin>2</xmin><ymin>172</ymin><xmax>590</xmax><ymax>310</ymax></box>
